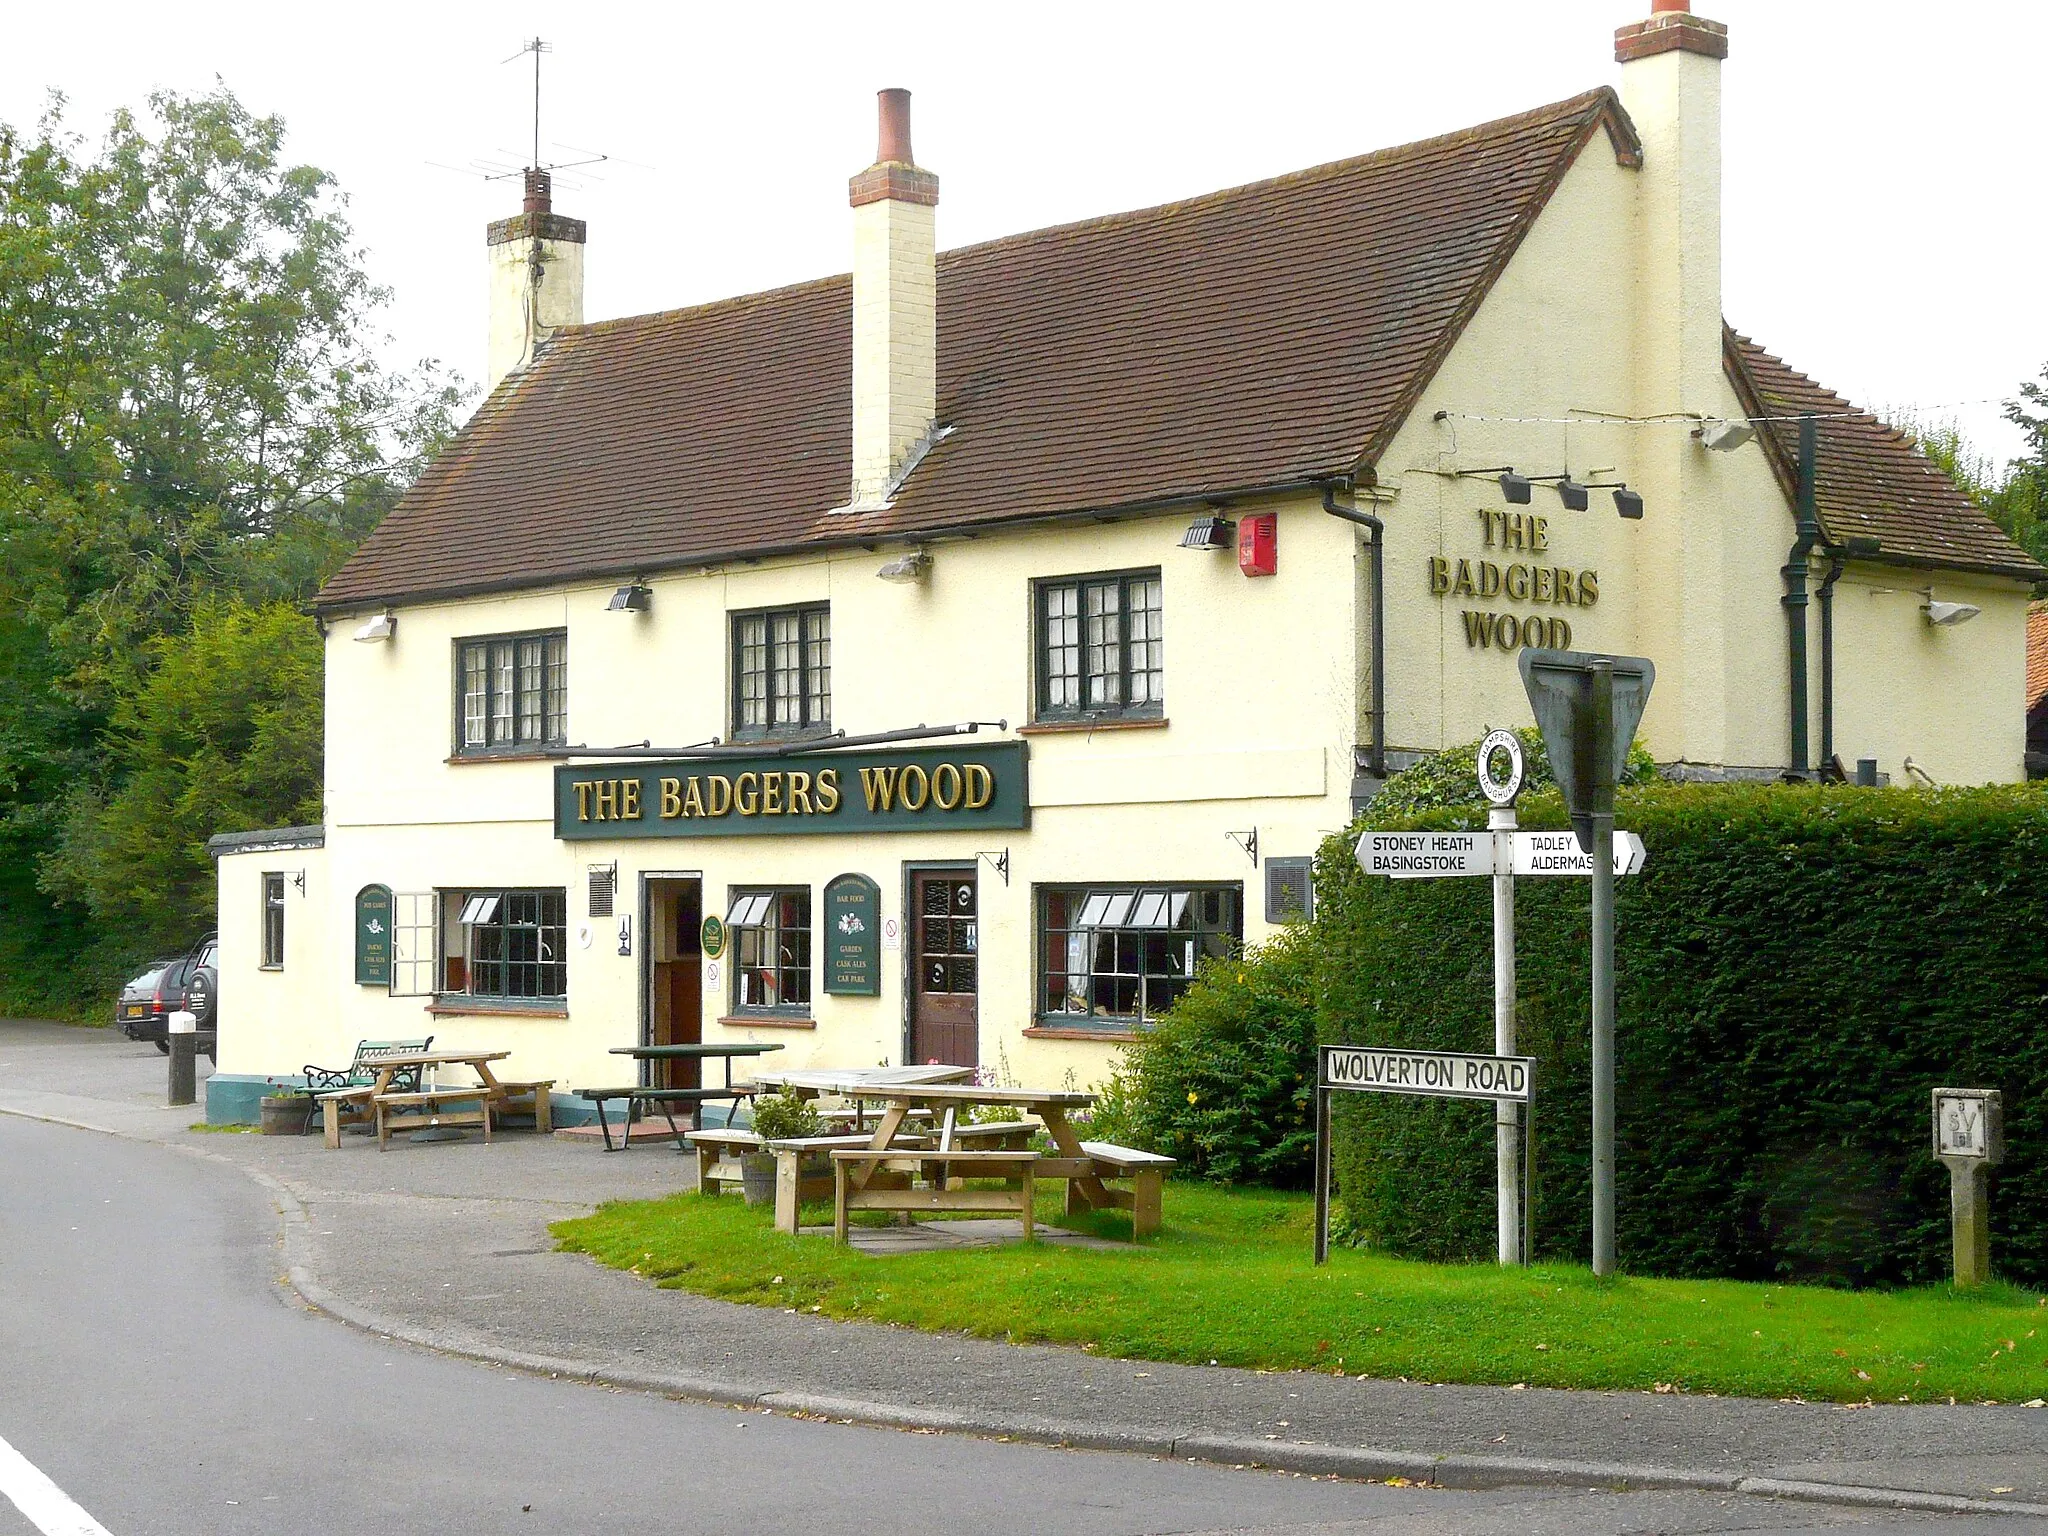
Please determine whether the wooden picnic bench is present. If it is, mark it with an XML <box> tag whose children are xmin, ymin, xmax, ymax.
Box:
<box><xmin>305</xmin><ymin>1037</ymin><xmax>433</xmax><ymax>1147</ymax></box>
<box><xmin>375</xmin><ymin>1085</ymin><xmax>493</xmax><ymax>1148</ymax></box>
<box><xmin>685</xmin><ymin>1128</ymin><xmax>930</xmax><ymax>1233</ymax></box>
<box><xmin>831</xmin><ymin>1148</ymin><xmax>1040</xmax><ymax>1242</ymax></box>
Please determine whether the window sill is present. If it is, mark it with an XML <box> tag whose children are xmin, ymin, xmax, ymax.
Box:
<box><xmin>445</xmin><ymin>751</ymin><xmax>560</xmax><ymax>766</ymax></box>
<box><xmin>718</xmin><ymin>1014</ymin><xmax>817</xmax><ymax>1030</ymax></box>
<box><xmin>1023</xmin><ymin>1025</ymin><xmax>1141</xmax><ymax>1043</ymax></box>
<box><xmin>258</xmin><ymin>964</ymin><xmax>283</xmax><ymax>973</ymax></box>
<box><xmin>427</xmin><ymin>998</ymin><xmax>569</xmax><ymax>1019</ymax></box>
<box><xmin>1019</xmin><ymin>717</ymin><xmax>1168</xmax><ymax>737</ymax></box>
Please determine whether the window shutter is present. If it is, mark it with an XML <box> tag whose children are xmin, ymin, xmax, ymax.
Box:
<box><xmin>587</xmin><ymin>862</ymin><xmax>617</xmax><ymax>918</ymax></box>
<box><xmin>1265</xmin><ymin>857</ymin><xmax>1314</xmax><ymax>924</ymax></box>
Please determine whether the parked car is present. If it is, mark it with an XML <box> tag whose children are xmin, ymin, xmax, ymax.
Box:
<box><xmin>114</xmin><ymin>935</ymin><xmax>217</xmax><ymax>1062</ymax></box>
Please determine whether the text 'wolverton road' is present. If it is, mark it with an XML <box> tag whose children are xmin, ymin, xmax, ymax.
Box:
<box><xmin>1321</xmin><ymin>1046</ymin><xmax>1533</xmax><ymax>1102</ymax></box>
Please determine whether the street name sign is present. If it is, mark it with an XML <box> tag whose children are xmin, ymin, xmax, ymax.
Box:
<box><xmin>1322</xmin><ymin>1046</ymin><xmax>1533</xmax><ymax>1102</ymax></box>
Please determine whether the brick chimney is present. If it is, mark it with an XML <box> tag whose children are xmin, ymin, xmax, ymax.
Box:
<box><xmin>486</xmin><ymin>169</ymin><xmax>586</xmax><ymax>393</ymax></box>
<box><xmin>847</xmin><ymin>89</ymin><xmax>939</xmax><ymax>509</ymax></box>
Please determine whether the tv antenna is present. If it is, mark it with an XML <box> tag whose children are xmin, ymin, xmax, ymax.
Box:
<box><xmin>494</xmin><ymin>37</ymin><xmax>606</xmax><ymax>181</ymax></box>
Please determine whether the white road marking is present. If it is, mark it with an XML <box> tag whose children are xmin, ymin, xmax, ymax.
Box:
<box><xmin>0</xmin><ymin>1432</ymin><xmax>112</xmax><ymax>1536</ymax></box>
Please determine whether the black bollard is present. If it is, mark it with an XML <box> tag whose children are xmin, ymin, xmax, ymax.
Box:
<box><xmin>168</xmin><ymin>1011</ymin><xmax>196</xmax><ymax>1107</ymax></box>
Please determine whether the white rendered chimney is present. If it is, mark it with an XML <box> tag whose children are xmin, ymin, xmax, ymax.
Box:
<box><xmin>847</xmin><ymin>89</ymin><xmax>939</xmax><ymax>509</ymax></box>
<box><xmin>486</xmin><ymin>169</ymin><xmax>586</xmax><ymax>393</ymax></box>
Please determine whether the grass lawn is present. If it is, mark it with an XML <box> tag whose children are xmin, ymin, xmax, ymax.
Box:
<box><xmin>552</xmin><ymin>1182</ymin><xmax>2048</xmax><ymax>1405</ymax></box>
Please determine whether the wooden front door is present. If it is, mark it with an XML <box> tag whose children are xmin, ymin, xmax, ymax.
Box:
<box><xmin>650</xmin><ymin>879</ymin><xmax>702</xmax><ymax>1089</ymax></box>
<box><xmin>910</xmin><ymin>869</ymin><xmax>978</xmax><ymax>1067</ymax></box>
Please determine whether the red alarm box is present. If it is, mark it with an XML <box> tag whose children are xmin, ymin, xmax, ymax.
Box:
<box><xmin>1237</xmin><ymin>513</ymin><xmax>1278</xmax><ymax>577</ymax></box>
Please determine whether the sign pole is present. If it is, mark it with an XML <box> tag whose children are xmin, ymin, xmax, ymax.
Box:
<box><xmin>1588</xmin><ymin>659</ymin><xmax>1618</xmax><ymax>1277</ymax></box>
<box><xmin>1490</xmin><ymin>800</ymin><xmax>1520</xmax><ymax>1265</ymax></box>
<box><xmin>1313</xmin><ymin>1049</ymin><xmax>1333</xmax><ymax>1265</ymax></box>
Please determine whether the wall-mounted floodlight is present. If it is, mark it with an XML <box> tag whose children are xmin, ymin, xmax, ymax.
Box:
<box><xmin>606</xmin><ymin>583</ymin><xmax>652</xmax><ymax>613</ymax></box>
<box><xmin>1611</xmin><ymin>486</ymin><xmax>1644</xmax><ymax>520</ymax></box>
<box><xmin>1843</xmin><ymin>535</ymin><xmax>1882</xmax><ymax>558</ymax></box>
<box><xmin>876</xmin><ymin>551</ymin><xmax>933</xmax><ymax>583</ymax></box>
<box><xmin>1555</xmin><ymin>477</ymin><xmax>1590</xmax><ymax>512</ymax></box>
<box><xmin>1178</xmin><ymin>515</ymin><xmax>1236</xmax><ymax>550</ymax></box>
<box><xmin>1924</xmin><ymin>600</ymin><xmax>1981</xmax><ymax>627</ymax></box>
<box><xmin>351</xmin><ymin>611</ymin><xmax>395</xmax><ymax>643</ymax></box>
<box><xmin>1499</xmin><ymin>472</ymin><xmax>1532</xmax><ymax>505</ymax></box>
<box><xmin>1696</xmin><ymin>418</ymin><xmax>1756</xmax><ymax>452</ymax></box>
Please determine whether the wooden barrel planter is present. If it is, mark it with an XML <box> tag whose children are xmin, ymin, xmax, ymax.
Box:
<box><xmin>259</xmin><ymin>1094</ymin><xmax>313</xmax><ymax>1135</ymax></box>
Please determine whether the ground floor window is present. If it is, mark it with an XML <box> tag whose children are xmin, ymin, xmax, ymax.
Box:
<box><xmin>727</xmin><ymin>887</ymin><xmax>811</xmax><ymax>1013</ymax></box>
<box><xmin>1037</xmin><ymin>884</ymin><xmax>1241</xmax><ymax>1027</ymax></box>
<box><xmin>261</xmin><ymin>873</ymin><xmax>286</xmax><ymax>968</ymax></box>
<box><xmin>439</xmin><ymin>888</ymin><xmax>567</xmax><ymax>1000</ymax></box>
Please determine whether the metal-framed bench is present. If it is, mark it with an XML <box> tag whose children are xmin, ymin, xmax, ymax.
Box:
<box><xmin>831</xmin><ymin>1148</ymin><xmax>1040</xmax><ymax>1242</ymax></box>
<box><xmin>576</xmin><ymin>1085</ymin><xmax>758</xmax><ymax>1152</ymax></box>
<box><xmin>305</xmin><ymin>1037</ymin><xmax>433</xmax><ymax>1147</ymax></box>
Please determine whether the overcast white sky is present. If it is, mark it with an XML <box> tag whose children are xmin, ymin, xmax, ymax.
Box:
<box><xmin>6</xmin><ymin>1</ymin><xmax>2043</xmax><ymax>467</ymax></box>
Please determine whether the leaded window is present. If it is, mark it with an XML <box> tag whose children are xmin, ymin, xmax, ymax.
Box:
<box><xmin>732</xmin><ymin>605</ymin><xmax>830</xmax><ymax>739</ymax></box>
<box><xmin>447</xmin><ymin>888</ymin><xmax>567</xmax><ymax>1000</ymax></box>
<box><xmin>1038</xmin><ymin>884</ymin><xmax>1239</xmax><ymax>1026</ymax></box>
<box><xmin>728</xmin><ymin>888</ymin><xmax>812</xmax><ymax>1011</ymax></box>
<box><xmin>455</xmin><ymin>631</ymin><xmax>567</xmax><ymax>755</ymax></box>
<box><xmin>1035</xmin><ymin>571</ymin><xmax>1163</xmax><ymax>721</ymax></box>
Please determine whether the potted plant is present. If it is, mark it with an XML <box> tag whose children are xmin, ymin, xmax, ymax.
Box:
<box><xmin>743</xmin><ymin>1094</ymin><xmax>823</xmax><ymax>1206</ymax></box>
<box><xmin>258</xmin><ymin>1085</ymin><xmax>313</xmax><ymax>1136</ymax></box>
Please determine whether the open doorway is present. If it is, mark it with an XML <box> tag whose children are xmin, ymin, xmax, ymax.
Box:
<box><xmin>645</xmin><ymin>876</ymin><xmax>703</xmax><ymax>1089</ymax></box>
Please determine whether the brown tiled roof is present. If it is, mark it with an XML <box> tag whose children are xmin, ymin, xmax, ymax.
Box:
<box><xmin>1725</xmin><ymin>333</ymin><xmax>2045</xmax><ymax>582</ymax></box>
<box><xmin>320</xmin><ymin>91</ymin><xmax>1636</xmax><ymax>610</ymax></box>
<box><xmin>2028</xmin><ymin>602</ymin><xmax>2048</xmax><ymax>711</ymax></box>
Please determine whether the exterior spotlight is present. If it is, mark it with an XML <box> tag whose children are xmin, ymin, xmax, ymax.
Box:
<box><xmin>606</xmin><ymin>583</ymin><xmax>652</xmax><ymax>613</ymax></box>
<box><xmin>1924</xmin><ymin>600</ymin><xmax>1981</xmax><ymax>627</ymax></box>
<box><xmin>876</xmin><ymin>551</ymin><xmax>932</xmax><ymax>582</ymax></box>
<box><xmin>1612</xmin><ymin>486</ymin><xmax>1644</xmax><ymax>520</ymax></box>
<box><xmin>1843</xmin><ymin>535</ymin><xmax>1882</xmax><ymax>558</ymax></box>
<box><xmin>1499</xmin><ymin>473</ymin><xmax>1532</xmax><ymax>505</ymax></box>
<box><xmin>1178</xmin><ymin>514</ymin><xmax>1237</xmax><ymax>550</ymax></box>
<box><xmin>1556</xmin><ymin>478</ymin><xmax>1590</xmax><ymax>512</ymax></box>
<box><xmin>1697</xmin><ymin>418</ymin><xmax>1756</xmax><ymax>452</ymax></box>
<box><xmin>351</xmin><ymin>611</ymin><xmax>395</xmax><ymax>643</ymax></box>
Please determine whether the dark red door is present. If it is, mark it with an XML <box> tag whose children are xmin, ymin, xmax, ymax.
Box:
<box><xmin>910</xmin><ymin>870</ymin><xmax>978</xmax><ymax>1067</ymax></box>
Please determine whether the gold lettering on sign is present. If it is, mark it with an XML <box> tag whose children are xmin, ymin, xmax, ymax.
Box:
<box><xmin>932</xmin><ymin>762</ymin><xmax>963</xmax><ymax>811</ymax></box>
<box><xmin>815</xmin><ymin>769</ymin><xmax>841</xmax><ymax>813</ymax></box>
<box><xmin>859</xmin><ymin>766</ymin><xmax>898</xmax><ymax>811</ymax></box>
<box><xmin>762</xmin><ymin>771</ymin><xmax>784</xmax><ymax>816</ymax></box>
<box><xmin>1478</xmin><ymin>561</ymin><xmax>1502</xmax><ymax>598</ymax></box>
<box><xmin>1452</xmin><ymin>559</ymin><xmax>1476</xmax><ymax>597</ymax></box>
<box><xmin>621</xmin><ymin>779</ymin><xmax>642</xmax><ymax>820</ymax></box>
<box><xmin>898</xmin><ymin>764</ymin><xmax>930</xmax><ymax>811</ymax></box>
<box><xmin>660</xmin><ymin>778</ymin><xmax>682</xmax><ymax>818</ymax></box>
<box><xmin>574</xmin><ymin>781</ymin><xmax>594</xmax><ymax>821</ymax></box>
<box><xmin>965</xmin><ymin>763</ymin><xmax>994</xmax><ymax>810</ymax></box>
<box><xmin>1428</xmin><ymin>556</ymin><xmax>1450</xmax><ymax>595</ymax></box>
<box><xmin>595</xmin><ymin>780</ymin><xmax>619</xmax><ymax>820</ymax></box>
<box><xmin>682</xmin><ymin>777</ymin><xmax>707</xmax><ymax>818</ymax></box>
<box><xmin>707</xmin><ymin>776</ymin><xmax>733</xmax><ymax>816</ymax></box>
<box><xmin>787</xmin><ymin>771</ymin><xmax>814</xmax><ymax>815</ymax></box>
<box><xmin>734</xmin><ymin>772</ymin><xmax>760</xmax><ymax>816</ymax></box>
<box><xmin>1505</xmin><ymin>564</ymin><xmax>1530</xmax><ymax>602</ymax></box>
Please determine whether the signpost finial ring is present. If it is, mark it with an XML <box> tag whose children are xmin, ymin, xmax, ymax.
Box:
<box><xmin>1477</xmin><ymin>728</ymin><xmax>1525</xmax><ymax>807</ymax></box>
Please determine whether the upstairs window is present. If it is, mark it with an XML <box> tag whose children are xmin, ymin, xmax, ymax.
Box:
<box><xmin>732</xmin><ymin>604</ymin><xmax>830</xmax><ymax>740</ymax></box>
<box><xmin>1035</xmin><ymin>570</ymin><xmax>1164</xmax><ymax>722</ymax></box>
<box><xmin>455</xmin><ymin>631</ymin><xmax>567</xmax><ymax>756</ymax></box>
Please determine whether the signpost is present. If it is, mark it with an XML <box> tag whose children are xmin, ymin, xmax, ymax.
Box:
<box><xmin>1519</xmin><ymin>649</ymin><xmax>1655</xmax><ymax>1278</ymax></box>
<box><xmin>1932</xmin><ymin>1087</ymin><xmax>2002</xmax><ymax>1287</ymax></box>
<box><xmin>1358</xmin><ymin>829</ymin><xmax>1644</xmax><ymax>879</ymax></box>
<box><xmin>1312</xmin><ymin>1045</ymin><xmax>1534</xmax><ymax>1265</ymax></box>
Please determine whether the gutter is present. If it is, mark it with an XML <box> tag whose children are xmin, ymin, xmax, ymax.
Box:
<box><xmin>540</xmin><ymin>720</ymin><xmax>1007</xmax><ymax>762</ymax></box>
<box><xmin>1780</xmin><ymin>415</ymin><xmax>1821</xmax><ymax>778</ymax></box>
<box><xmin>1321</xmin><ymin>483</ymin><xmax>1387</xmax><ymax>780</ymax></box>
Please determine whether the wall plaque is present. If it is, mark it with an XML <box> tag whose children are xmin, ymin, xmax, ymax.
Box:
<box><xmin>822</xmin><ymin>873</ymin><xmax>882</xmax><ymax>997</ymax></box>
<box><xmin>355</xmin><ymin>884</ymin><xmax>393</xmax><ymax>986</ymax></box>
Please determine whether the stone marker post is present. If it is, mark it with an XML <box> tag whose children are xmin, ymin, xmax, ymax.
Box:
<box><xmin>167</xmin><ymin>1008</ymin><xmax>197</xmax><ymax>1108</ymax></box>
<box><xmin>1932</xmin><ymin>1088</ymin><xmax>2001</xmax><ymax>1287</ymax></box>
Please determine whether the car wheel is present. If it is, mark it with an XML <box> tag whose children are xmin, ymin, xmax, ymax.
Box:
<box><xmin>154</xmin><ymin>1039</ymin><xmax>170</xmax><ymax>1055</ymax></box>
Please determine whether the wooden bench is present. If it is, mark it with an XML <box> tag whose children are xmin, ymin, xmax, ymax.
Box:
<box><xmin>374</xmin><ymin>1087</ymin><xmax>492</xmax><ymax>1148</ymax></box>
<box><xmin>577</xmin><ymin>1085</ymin><xmax>757</xmax><ymax>1151</ymax></box>
<box><xmin>307</xmin><ymin>1037</ymin><xmax>433</xmax><ymax>1148</ymax></box>
<box><xmin>1073</xmin><ymin>1141</ymin><xmax>1176</xmax><ymax>1238</ymax></box>
<box><xmin>491</xmin><ymin>1079</ymin><xmax>555</xmax><ymax>1133</ymax></box>
<box><xmin>685</xmin><ymin>1129</ymin><xmax>926</xmax><ymax>1233</ymax></box>
<box><xmin>831</xmin><ymin>1148</ymin><xmax>1040</xmax><ymax>1242</ymax></box>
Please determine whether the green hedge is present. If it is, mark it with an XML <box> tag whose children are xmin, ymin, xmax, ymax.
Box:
<box><xmin>1320</xmin><ymin>783</ymin><xmax>2048</xmax><ymax>1287</ymax></box>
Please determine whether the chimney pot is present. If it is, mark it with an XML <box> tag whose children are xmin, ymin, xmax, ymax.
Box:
<box><xmin>877</xmin><ymin>88</ymin><xmax>913</xmax><ymax>165</ymax></box>
<box><xmin>1651</xmin><ymin>1</ymin><xmax>1691</xmax><ymax>11</ymax></box>
<box><xmin>523</xmin><ymin>168</ymin><xmax>552</xmax><ymax>214</ymax></box>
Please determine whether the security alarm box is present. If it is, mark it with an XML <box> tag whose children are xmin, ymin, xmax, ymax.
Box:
<box><xmin>1238</xmin><ymin>513</ymin><xmax>1277</xmax><ymax>577</ymax></box>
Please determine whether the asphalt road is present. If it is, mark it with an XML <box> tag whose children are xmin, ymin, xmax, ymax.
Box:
<box><xmin>0</xmin><ymin>1113</ymin><xmax>2033</xmax><ymax>1536</ymax></box>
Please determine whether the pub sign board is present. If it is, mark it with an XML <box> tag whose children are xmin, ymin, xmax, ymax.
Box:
<box><xmin>823</xmin><ymin>873</ymin><xmax>882</xmax><ymax>996</ymax></box>
<box><xmin>355</xmin><ymin>884</ymin><xmax>393</xmax><ymax>986</ymax></box>
<box><xmin>555</xmin><ymin>742</ymin><xmax>1029</xmax><ymax>841</ymax></box>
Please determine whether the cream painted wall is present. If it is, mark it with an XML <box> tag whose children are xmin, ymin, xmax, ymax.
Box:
<box><xmin>487</xmin><ymin>233</ymin><xmax>586</xmax><ymax>395</ymax></box>
<box><xmin>214</xmin><ymin>846</ymin><xmax>331</xmax><ymax>1077</ymax></box>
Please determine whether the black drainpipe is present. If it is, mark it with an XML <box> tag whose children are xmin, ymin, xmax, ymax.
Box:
<box><xmin>1321</xmin><ymin>483</ymin><xmax>1386</xmax><ymax>779</ymax></box>
<box><xmin>1816</xmin><ymin>544</ymin><xmax>1847</xmax><ymax>774</ymax></box>
<box><xmin>1781</xmin><ymin>414</ymin><xmax>1820</xmax><ymax>778</ymax></box>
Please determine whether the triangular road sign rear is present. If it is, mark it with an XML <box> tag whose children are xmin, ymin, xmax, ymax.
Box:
<box><xmin>1518</xmin><ymin>649</ymin><xmax>1656</xmax><ymax>851</ymax></box>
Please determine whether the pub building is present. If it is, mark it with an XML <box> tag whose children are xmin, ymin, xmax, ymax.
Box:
<box><xmin>207</xmin><ymin>3</ymin><xmax>2042</xmax><ymax>1121</ymax></box>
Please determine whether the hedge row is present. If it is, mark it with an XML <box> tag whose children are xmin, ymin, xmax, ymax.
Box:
<box><xmin>1320</xmin><ymin>783</ymin><xmax>2048</xmax><ymax>1287</ymax></box>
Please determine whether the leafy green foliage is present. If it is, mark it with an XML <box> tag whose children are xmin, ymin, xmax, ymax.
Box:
<box><xmin>1363</xmin><ymin>725</ymin><xmax>1656</xmax><ymax>824</ymax></box>
<box><xmin>1317</xmin><ymin>781</ymin><xmax>2048</xmax><ymax>1288</ymax></box>
<box><xmin>0</xmin><ymin>88</ymin><xmax>459</xmax><ymax>1013</ymax></box>
<box><xmin>750</xmin><ymin>1094</ymin><xmax>824</xmax><ymax>1142</ymax></box>
<box><xmin>1091</xmin><ymin>927</ymin><xmax>1320</xmax><ymax>1186</ymax></box>
<box><xmin>1907</xmin><ymin>407</ymin><xmax>2046</xmax><ymax>577</ymax></box>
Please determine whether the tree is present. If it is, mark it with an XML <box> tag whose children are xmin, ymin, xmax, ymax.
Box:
<box><xmin>2002</xmin><ymin>364</ymin><xmax>2048</xmax><ymax>571</ymax></box>
<box><xmin>0</xmin><ymin>87</ymin><xmax>460</xmax><ymax>1011</ymax></box>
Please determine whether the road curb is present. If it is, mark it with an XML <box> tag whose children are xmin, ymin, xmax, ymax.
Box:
<box><xmin>10</xmin><ymin>1100</ymin><xmax>2048</xmax><ymax>1519</ymax></box>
